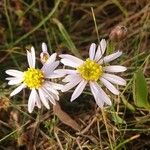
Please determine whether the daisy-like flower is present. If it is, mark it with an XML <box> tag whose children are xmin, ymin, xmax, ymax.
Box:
<box><xmin>6</xmin><ymin>45</ymin><xmax>62</xmax><ymax>113</ymax></box>
<box><xmin>55</xmin><ymin>39</ymin><xmax>127</xmax><ymax>107</ymax></box>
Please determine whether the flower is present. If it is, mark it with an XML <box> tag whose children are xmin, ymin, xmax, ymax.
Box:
<box><xmin>55</xmin><ymin>39</ymin><xmax>127</xmax><ymax>107</ymax></box>
<box><xmin>6</xmin><ymin>45</ymin><xmax>62</xmax><ymax>113</ymax></box>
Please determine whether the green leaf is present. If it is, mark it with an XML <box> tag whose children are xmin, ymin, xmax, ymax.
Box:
<box><xmin>121</xmin><ymin>95</ymin><xmax>135</xmax><ymax>112</ymax></box>
<box><xmin>133</xmin><ymin>69</ymin><xmax>149</xmax><ymax>109</ymax></box>
<box><xmin>112</xmin><ymin>113</ymin><xmax>126</xmax><ymax>124</ymax></box>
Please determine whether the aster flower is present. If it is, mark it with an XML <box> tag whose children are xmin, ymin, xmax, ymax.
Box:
<box><xmin>55</xmin><ymin>39</ymin><xmax>127</xmax><ymax>107</ymax></box>
<box><xmin>6</xmin><ymin>45</ymin><xmax>62</xmax><ymax>113</ymax></box>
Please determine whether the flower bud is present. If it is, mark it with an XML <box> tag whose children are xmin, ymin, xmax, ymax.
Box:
<box><xmin>40</xmin><ymin>52</ymin><xmax>49</xmax><ymax>64</ymax></box>
<box><xmin>109</xmin><ymin>25</ymin><xmax>127</xmax><ymax>42</ymax></box>
<box><xmin>40</xmin><ymin>42</ymin><xmax>50</xmax><ymax>64</ymax></box>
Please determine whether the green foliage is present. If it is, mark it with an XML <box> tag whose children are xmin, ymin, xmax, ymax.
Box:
<box><xmin>133</xmin><ymin>69</ymin><xmax>149</xmax><ymax>109</ymax></box>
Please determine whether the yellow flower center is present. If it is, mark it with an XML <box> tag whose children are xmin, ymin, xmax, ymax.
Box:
<box><xmin>77</xmin><ymin>58</ymin><xmax>103</xmax><ymax>81</ymax></box>
<box><xmin>23</xmin><ymin>68</ymin><xmax>44</xmax><ymax>89</ymax></box>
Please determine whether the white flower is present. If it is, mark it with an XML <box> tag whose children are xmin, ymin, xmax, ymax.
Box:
<box><xmin>6</xmin><ymin>45</ymin><xmax>62</xmax><ymax>113</ymax></box>
<box><xmin>55</xmin><ymin>39</ymin><xmax>127</xmax><ymax>107</ymax></box>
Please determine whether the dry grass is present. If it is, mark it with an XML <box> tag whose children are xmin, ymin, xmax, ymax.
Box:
<box><xmin>0</xmin><ymin>0</ymin><xmax>150</xmax><ymax>149</ymax></box>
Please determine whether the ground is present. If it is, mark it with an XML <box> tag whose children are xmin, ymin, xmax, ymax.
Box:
<box><xmin>0</xmin><ymin>0</ymin><xmax>150</xmax><ymax>150</ymax></box>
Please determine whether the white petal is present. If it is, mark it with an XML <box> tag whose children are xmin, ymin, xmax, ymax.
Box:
<box><xmin>62</xmin><ymin>74</ymin><xmax>81</xmax><ymax>83</ymax></box>
<box><xmin>94</xmin><ymin>39</ymin><xmax>106</xmax><ymax>61</ymax></box>
<box><xmin>59</xmin><ymin>54</ymin><xmax>83</xmax><ymax>65</ymax></box>
<box><xmin>48</xmin><ymin>82</ymin><xmax>63</xmax><ymax>90</ymax></box>
<box><xmin>8</xmin><ymin>78</ymin><xmax>23</xmax><ymax>85</ymax></box>
<box><xmin>28</xmin><ymin>89</ymin><xmax>36</xmax><ymax>113</ymax></box>
<box><xmin>42</xmin><ymin>42</ymin><xmax>48</xmax><ymax>52</ymax></box>
<box><xmin>44</xmin><ymin>82</ymin><xmax>59</xmax><ymax>95</ymax></box>
<box><xmin>90</xmin><ymin>83</ymin><xmax>104</xmax><ymax>107</ymax></box>
<box><xmin>41</xmin><ymin>87</ymin><xmax>56</xmax><ymax>105</ymax></box>
<box><xmin>44</xmin><ymin>53</ymin><xmax>57</xmax><ymax>66</ymax></box>
<box><xmin>104</xmin><ymin>65</ymin><xmax>127</xmax><ymax>73</ymax></box>
<box><xmin>61</xmin><ymin>58</ymin><xmax>80</xmax><ymax>68</ymax></box>
<box><xmin>47</xmin><ymin>73</ymin><xmax>64</xmax><ymax>79</ymax></box>
<box><xmin>42</xmin><ymin>61</ymin><xmax>59</xmax><ymax>77</ymax></box>
<box><xmin>54</xmin><ymin>69</ymin><xmax>77</xmax><ymax>76</ymax></box>
<box><xmin>10</xmin><ymin>84</ymin><xmax>26</xmax><ymax>97</ymax></box>
<box><xmin>99</xmin><ymin>51</ymin><xmax>122</xmax><ymax>64</ymax></box>
<box><xmin>31</xmin><ymin>46</ymin><xmax>36</xmax><ymax>68</ymax></box>
<box><xmin>34</xmin><ymin>90</ymin><xmax>41</xmax><ymax>108</ymax></box>
<box><xmin>27</xmin><ymin>50</ymin><xmax>32</xmax><ymax>68</ymax></box>
<box><xmin>100</xmin><ymin>39</ymin><xmax>106</xmax><ymax>55</ymax></box>
<box><xmin>94</xmin><ymin>46</ymin><xmax>102</xmax><ymax>62</ymax></box>
<box><xmin>71</xmin><ymin>80</ymin><xmax>87</xmax><ymax>102</ymax></box>
<box><xmin>89</xmin><ymin>43</ymin><xmax>96</xmax><ymax>60</ymax></box>
<box><xmin>100</xmin><ymin>77</ymin><xmax>119</xmax><ymax>95</ymax></box>
<box><xmin>6</xmin><ymin>77</ymin><xmax>15</xmax><ymax>80</ymax></box>
<box><xmin>5</xmin><ymin>70</ymin><xmax>23</xmax><ymax>78</ymax></box>
<box><xmin>102</xmin><ymin>73</ymin><xmax>126</xmax><ymax>86</ymax></box>
<box><xmin>38</xmin><ymin>88</ymin><xmax>50</xmax><ymax>109</ymax></box>
<box><xmin>61</xmin><ymin>77</ymin><xmax>82</xmax><ymax>92</ymax></box>
<box><xmin>90</xmin><ymin>81</ymin><xmax>112</xmax><ymax>106</ymax></box>
<box><xmin>43</xmin><ymin>83</ymin><xmax>59</xmax><ymax>101</ymax></box>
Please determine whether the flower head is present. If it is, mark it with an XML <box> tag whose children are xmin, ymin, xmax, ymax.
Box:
<box><xmin>55</xmin><ymin>39</ymin><xmax>127</xmax><ymax>107</ymax></box>
<box><xmin>6</xmin><ymin>45</ymin><xmax>62</xmax><ymax>113</ymax></box>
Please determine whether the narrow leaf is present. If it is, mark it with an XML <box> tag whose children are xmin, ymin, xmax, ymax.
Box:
<box><xmin>133</xmin><ymin>69</ymin><xmax>149</xmax><ymax>109</ymax></box>
<box><xmin>121</xmin><ymin>95</ymin><xmax>135</xmax><ymax>112</ymax></box>
<box><xmin>112</xmin><ymin>113</ymin><xmax>126</xmax><ymax>124</ymax></box>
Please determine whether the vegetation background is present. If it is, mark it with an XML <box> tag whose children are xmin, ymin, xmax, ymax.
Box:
<box><xmin>0</xmin><ymin>0</ymin><xmax>150</xmax><ymax>149</ymax></box>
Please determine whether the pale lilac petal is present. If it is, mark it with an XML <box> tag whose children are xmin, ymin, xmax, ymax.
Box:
<box><xmin>100</xmin><ymin>39</ymin><xmax>106</xmax><ymax>55</ymax></box>
<box><xmin>70</xmin><ymin>80</ymin><xmax>87</xmax><ymax>102</ymax></box>
<box><xmin>48</xmin><ymin>82</ymin><xmax>63</xmax><ymax>90</ymax></box>
<box><xmin>59</xmin><ymin>54</ymin><xmax>83</xmax><ymax>65</ymax></box>
<box><xmin>100</xmin><ymin>77</ymin><xmax>119</xmax><ymax>95</ymax></box>
<box><xmin>104</xmin><ymin>65</ymin><xmax>127</xmax><ymax>73</ymax></box>
<box><xmin>46</xmin><ymin>73</ymin><xmax>64</xmax><ymax>79</ymax></box>
<box><xmin>10</xmin><ymin>84</ymin><xmax>26</xmax><ymax>97</ymax></box>
<box><xmin>8</xmin><ymin>78</ymin><xmax>23</xmax><ymax>85</ymax></box>
<box><xmin>42</xmin><ymin>61</ymin><xmax>59</xmax><ymax>77</ymax></box>
<box><xmin>90</xmin><ymin>81</ymin><xmax>112</xmax><ymax>106</ymax></box>
<box><xmin>61</xmin><ymin>58</ymin><xmax>80</xmax><ymax>68</ymax></box>
<box><xmin>99</xmin><ymin>51</ymin><xmax>122</xmax><ymax>64</ymax></box>
<box><xmin>28</xmin><ymin>89</ymin><xmax>36</xmax><ymax>113</ymax></box>
<box><xmin>42</xmin><ymin>42</ymin><xmax>48</xmax><ymax>52</ymax></box>
<box><xmin>44</xmin><ymin>82</ymin><xmax>59</xmax><ymax>94</ymax></box>
<box><xmin>94</xmin><ymin>46</ymin><xmax>102</xmax><ymax>62</ymax></box>
<box><xmin>44</xmin><ymin>53</ymin><xmax>57</xmax><ymax>66</ymax></box>
<box><xmin>31</xmin><ymin>47</ymin><xmax>36</xmax><ymax>68</ymax></box>
<box><xmin>41</xmin><ymin>86</ymin><xmax>56</xmax><ymax>105</ymax></box>
<box><xmin>62</xmin><ymin>74</ymin><xmax>81</xmax><ymax>83</ymax></box>
<box><xmin>54</xmin><ymin>69</ymin><xmax>77</xmax><ymax>76</ymax></box>
<box><xmin>6</xmin><ymin>77</ymin><xmax>16</xmax><ymax>80</ymax></box>
<box><xmin>34</xmin><ymin>90</ymin><xmax>41</xmax><ymax>108</ymax></box>
<box><xmin>27</xmin><ymin>50</ymin><xmax>32</xmax><ymax>67</ymax></box>
<box><xmin>38</xmin><ymin>88</ymin><xmax>50</xmax><ymax>109</ymax></box>
<box><xmin>90</xmin><ymin>82</ymin><xmax>104</xmax><ymax>107</ymax></box>
<box><xmin>89</xmin><ymin>43</ymin><xmax>96</xmax><ymax>60</ymax></box>
<box><xmin>5</xmin><ymin>70</ymin><xmax>23</xmax><ymax>78</ymax></box>
<box><xmin>102</xmin><ymin>73</ymin><xmax>126</xmax><ymax>86</ymax></box>
<box><xmin>43</xmin><ymin>83</ymin><xmax>59</xmax><ymax>101</ymax></box>
<box><xmin>95</xmin><ymin>39</ymin><xmax>107</xmax><ymax>61</ymax></box>
<box><xmin>61</xmin><ymin>77</ymin><xmax>83</xmax><ymax>92</ymax></box>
